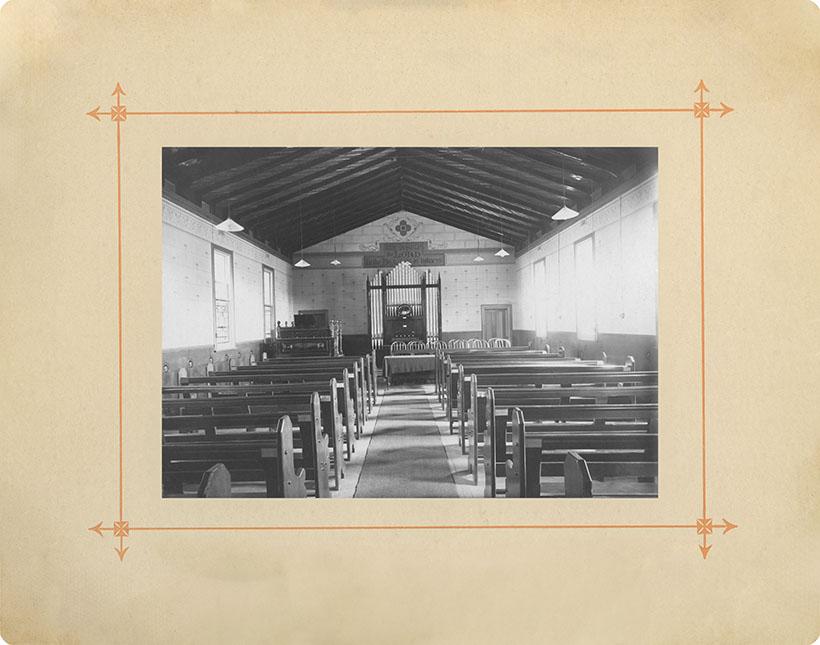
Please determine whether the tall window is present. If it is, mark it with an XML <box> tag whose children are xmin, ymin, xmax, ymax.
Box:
<box><xmin>574</xmin><ymin>234</ymin><xmax>596</xmax><ymax>341</ymax></box>
<box><xmin>532</xmin><ymin>258</ymin><xmax>547</xmax><ymax>337</ymax></box>
<box><xmin>212</xmin><ymin>247</ymin><xmax>234</xmax><ymax>349</ymax></box>
<box><xmin>262</xmin><ymin>266</ymin><xmax>275</xmax><ymax>338</ymax></box>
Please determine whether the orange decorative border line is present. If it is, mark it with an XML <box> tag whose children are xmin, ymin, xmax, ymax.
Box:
<box><xmin>86</xmin><ymin>81</ymin><xmax>736</xmax><ymax>561</ymax></box>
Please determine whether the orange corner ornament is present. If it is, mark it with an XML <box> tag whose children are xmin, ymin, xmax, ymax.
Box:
<box><xmin>696</xmin><ymin>517</ymin><xmax>713</xmax><ymax>535</ymax></box>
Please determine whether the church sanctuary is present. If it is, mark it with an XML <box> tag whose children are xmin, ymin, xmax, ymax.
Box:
<box><xmin>162</xmin><ymin>147</ymin><xmax>658</xmax><ymax>499</ymax></box>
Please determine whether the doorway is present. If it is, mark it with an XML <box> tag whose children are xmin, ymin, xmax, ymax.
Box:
<box><xmin>480</xmin><ymin>304</ymin><xmax>512</xmax><ymax>340</ymax></box>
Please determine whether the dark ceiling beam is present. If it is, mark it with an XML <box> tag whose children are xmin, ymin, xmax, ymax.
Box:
<box><xmin>401</xmin><ymin>189</ymin><xmax>531</xmax><ymax>239</ymax></box>
<box><xmin>188</xmin><ymin>148</ymin><xmax>308</xmax><ymax>195</ymax></box>
<box><xmin>298</xmin><ymin>171</ymin><xmax>402</xmax><ymax>226</ymax></box>
<box><xmin>163</xmin><ymin>148</ymin><xmax>286</xmax><ymax>202</ymax></box>
<box><xmin>552</xmin><ymin>147</ymin><xmax>656</xmax><ymax>171</ymax></box>
<box><xmin>414</xmin><ymin>148</ymin><xmax>582</xmax><ymax>209</ymax></box>
<box><xmin>502</xmin><ymin>148</ymin><xmax>620</xmax><ymax>182</ymax></box>
<box><xmin>434</xmin><ymin>148</ymin><xmax>591</xmax><ymax>201</ymax></box>
<box><xmin>250</xmin><ymin>168</ymin><xmax>402</xmax><ymax>240</ymax></box>
<box><xmin>401</xmin><ymin>179</ymin><xmax>535</xmax><ymax>234</ymax></box>
<box><xmin>297</xmin><ymin>197</ymin><xmax>403</xmax><ymax>251</ymax></box>
<box><xmin>487</xmin><ymin>148</ymin><xmax>596</xmax><ymax>190</ymax></box>
<box><xmin>402</xmin><ymin>195</ymin><xmax>529</xmax><ymax>244</ymax></box>
<box><xmin>232</xmin><ymin>148</ymin><xmax>395</xmax><ymax>215</ymax></box>
<box><xmin>401</xmin><ymin>170</ymin><xmax>546</xmax><ymax>225</ymax></box>
<box><xmin>198</xmin><ymin>147</ymin><xmax>361</xmax><ymax>204</ymax></box>
<box><xmin>401</xmin><ymin>168</ymin><xmax>558</xmax><ymax>229</ymax></box>
<box><xmin>402</xmin><ymin>204</ymin><xmax>527</xmax><ymax>247</ymax></box>
<box><xmin>398</xmin><ymin>155</ymin><xmax>569</xmax><ymax>213</ymax></box>
<box><xmin>238</xmin><ymin>154</ymin><xmax>398</xmax><ymax>227</ymax></box>
<box><xmin>207</xmin><ymin>148</ymin><xmax>376</xmax><ymax>208</ymax></box>
<box><xmin>248</xmin><ymin>166</ymin><xmax>400</xmax><ymax>237</ymax></box>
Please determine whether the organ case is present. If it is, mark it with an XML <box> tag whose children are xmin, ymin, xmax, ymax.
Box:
<box><xmin>366</xmin><ymin>261</ymin><xmax>442</xmax><ymax>351</ymax></box>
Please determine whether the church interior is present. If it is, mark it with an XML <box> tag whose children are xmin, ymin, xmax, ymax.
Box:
<box><xmin>161</xmin><ymin>147</ymin><xmax>658</xmax><ymax>499</ymax></box>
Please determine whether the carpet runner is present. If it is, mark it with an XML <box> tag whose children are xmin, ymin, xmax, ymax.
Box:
<box><xmin>355</xmin><ymin>386</ymin><xmax>456</xmax><ymax>498</ymax></box>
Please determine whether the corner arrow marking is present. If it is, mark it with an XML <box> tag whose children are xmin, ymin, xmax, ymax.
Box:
<box><xmin>88</xmin><ymin>521</ymin><xmax>104</xmax><ymax>537</ymax></box>
<box><xmin>717</xmin><ymin>102</ymin><xmax>734</xmax><ymax>118</ymax></box>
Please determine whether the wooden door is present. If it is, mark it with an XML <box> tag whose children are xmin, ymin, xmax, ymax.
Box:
<box><xmin>481</xmin><ymin>304</ymin><xmax>512</xmax><ymax>340</ymax></box>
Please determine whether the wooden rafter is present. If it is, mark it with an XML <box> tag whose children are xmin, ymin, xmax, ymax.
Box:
<box><xmin>163</xmin><ymin>147</ymin><xmax>656</xmax><ymax>253</ymax></box>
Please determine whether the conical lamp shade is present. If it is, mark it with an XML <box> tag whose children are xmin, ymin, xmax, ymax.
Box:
<box><xmin>215</xmin><ymin>217</ymin><xmax>244</xmax><ymax>232</ymax></box>
<box><xmin>294</xmin><ymin>258</ymin><xmax>311</xmax><ymax>268</ymax></box>
<box><xmin>551</xmin><ymin>205</ymin><xmax>580</xmax><ymax>221</ymax></box>
<box><xmin>330</xmin><ymin>259</ymin><xmax>341</xmax><ymax>266</ymax></box>
<box><xmin>473</xmin><ymin>255</ymin><xmax>485</xmax><ymax>262</ymax></box>
<box><xmin>494</xmin><ymin>248</ymin><xmax>510</xmax><ymax>257</ymax></box>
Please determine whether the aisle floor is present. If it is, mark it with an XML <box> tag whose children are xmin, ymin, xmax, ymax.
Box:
<box><xmin>355</xmin><ymin>385</ymin><xmax>457</xmax><ymax>497</ymax></box>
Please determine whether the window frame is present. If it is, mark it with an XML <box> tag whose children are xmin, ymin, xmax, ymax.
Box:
<box><xmin>262</xmin><ymin>265</ymin><xmax>275</xmax><ymax>339</ymax></box>
<box><xmin>573</xmin><ymin>233</ymin><xmax>597</xmax><ymax>342</ymax></box>
<box><xmin>211</xmin><ymin>245</ymin><xmax>235</xmax><ymax>351</ymax></box>
<box><xmin>532</xmin><ymin>258</ymin><xmax>547</xmax><ymax>337</ymax></box>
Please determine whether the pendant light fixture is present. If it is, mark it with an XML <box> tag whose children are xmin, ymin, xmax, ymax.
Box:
<box><xmin>293</xmin><ymin>201</ymin><xmax>311</xmax><ymax>267</ymax></box>
<box><xmin>472</xmin><ymin>231</ymin><xmax>484</xmax><ymax>262</ymax></box>
<box><xmin>215</xmin><ymin>200</ymin><xmax>244</xmax><ymax>232</ymax></box>
<box><xmin>473</xmin><ymin>200</ymin><xmax>486</xmax><ymax>262</ymax></box>
<box><xmin>329</xmin><ymin>206</ymin><xmax>341</xmax><ymax>265</ymax></box>
<box><xmin>494</xmin><ymin>186</ymin><xmax>510</xmax><ymax>257</ymax></box>
<box><xmin>552</xmin><ymin>157</ymin><xmax>579</xmax><ymax>221</ymax></box>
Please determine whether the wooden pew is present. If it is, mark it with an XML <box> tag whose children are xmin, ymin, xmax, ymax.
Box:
<box><xmin>163</xmin><ymin>382</ymin><xmax>345</xmax><ymax>491</ymax></box>
<box><xmin>181</xmin><ymin>368</ymin><xmax>364</xmax><ymax>440</ymax></box>
<box><xmin>504</xmin><ymin>403</ymin><xmax>658</xmax><ymax>498</ymax></box>
<box><xmin>480</xmin><ymin>371</ymin><xmax>657</xmax><ymax>495</ymax></box>
<box><xmin>163</xmin><ymin>393</ymin><xmax>329</xmax><ymax>498</ymax></box>
<box><xmin>435</xmin><ymin>347</ymin><xmax>550</xmax><ymax>405</ymax></box>
<box><xmin>235</xmin><ymin>358</ymin><xmax>369</xmax><ymax>434</ymax></box>
<box><xmin>562</xmin><ymin>451</ymin><xmax>658</xmax><ymax>497</ymax></box>
<box><xmin>455</xmin><ymin>359</ymin><xmax>629</xmax><ymax>454</ymax></box>
<box><xmin>441</xmin><ymin>352</ymin><xmax>560</xmax><ymax>434</ymax></box>
<box><xmin>466</xmin><ymin>371</ymin><xmax>658</xmax><ymax>486</ymax></box>
<box><xmin>197</xmin><ymin>463</ymin><xmax>232</xmax><ymax>498</ymax></box>
<box><xmin>249</xmin><ymin>355</ymin><xmax>371</xmax><ymax>417</ymax></box>
<box><xmin>163</xmin><ymin>415</ymin><xmax>309</xmax><ymax>498</ymax></box>
<box><xmin>439</xmin><ymin>348</ymin><xmax>564</xmax><ymax>422</ymax></box>
<box><xmin>369</xmin><ymin>350</ymin><xmax>378</xmax><ymax>405</ymax></box>
<box><xmin>165</xmin><ymin>375</ymin><xmax>357</xmax><ymax>457</ymax></box>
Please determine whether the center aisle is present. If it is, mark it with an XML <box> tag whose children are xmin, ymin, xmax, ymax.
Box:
<box><xmin>354</xmin><ymin>385</ymin><xmax>457</xmax><ymax>498</ymax></box>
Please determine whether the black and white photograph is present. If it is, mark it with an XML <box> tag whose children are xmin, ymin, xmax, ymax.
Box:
<box><xmin>162</xmin><ymin>147</ymin><xmax>658</xmax><ymax>498</ymax></box>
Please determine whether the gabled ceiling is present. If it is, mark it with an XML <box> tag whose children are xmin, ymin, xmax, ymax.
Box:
<box><xmin>163</xmin><ymin>147</ymin><xmax>657</xmax><ymax>255</ymax></box>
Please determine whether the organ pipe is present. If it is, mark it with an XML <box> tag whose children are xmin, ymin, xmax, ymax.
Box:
<box><xmin>366</xmin><ymin>262</ymin><xmax>441</xmax><ymax>349</ymax></box>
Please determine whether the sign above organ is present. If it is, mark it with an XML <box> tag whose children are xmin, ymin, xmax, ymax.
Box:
<box><xmin>362</xmin><ymin>241</ymin><xmax>446</xmax><ymax>268</ymax></box>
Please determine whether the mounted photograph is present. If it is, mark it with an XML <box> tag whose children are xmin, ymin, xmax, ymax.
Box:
<box><xmin>161</xmin><ymin>147</ymin><xmax>658</xmax><ymax>499</ymax></box>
